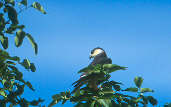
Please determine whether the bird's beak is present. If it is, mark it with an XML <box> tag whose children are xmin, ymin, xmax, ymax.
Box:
<box><xmin>89</xmin><ymin>54</ymin><xmax>93</xmax><ymax>59</ymax></box>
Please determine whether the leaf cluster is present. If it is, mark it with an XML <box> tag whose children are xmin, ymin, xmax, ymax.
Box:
<box><xmin>0</xmin><ymin>0</ymin><xmax>46</xmax><ymax>54</ymax></box>
<box><xmin>0</xmin><ymin>0</ymin><xmax>46</xmax><ymax>106</ymax></box>
<box><xmin>49</xmin><ymin>64</ymin><xmax>158</xmax><ymax>107</ymax></box>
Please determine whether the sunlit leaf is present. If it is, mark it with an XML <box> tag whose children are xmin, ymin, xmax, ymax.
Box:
<box><xmin>103</xmin><ymin>64</ymin><xmax>127</xmax><ymax>73</ymax></box>
<box><xmin>31</xmin><ymin>2</ymin><xmax>46</xmax><ymax>14</ymax></box>
<box><xmin>134</xmin><ymin>76</ymin><xmax>143</xmax><ymax>88</ymax></box>
<box><xmin>26</xmin><ymin>34</ymin><xmax>38</xmax><ymax>54</ymax></box>
<box><xmin>21</xmin><ymin>58</ymin><xmax>30</xmax><ymax>69</ymax></box>
<box><xmin>140</xmin><ymin>88</ymin><xmax>154</xmax><ymax>93</ymax></box>
<box><xmin>15</xmin><ymin>30</ymin><xmax>25</xmax><ymax>47</ymax></box>
<box><xmin>124</xmin><ymin>87</ymin><xmax>138</xmax><ymax>92</ymax></box>
<box><xmin>97</xmin><ymin>99</ymin><xmax>109</xmax><ymax>107</ymax></box>
<box><xmin>0</xmin><ymin>90</ymin><xmax>7</xmax><ymax>97</ymax></box>
<box><xmin>0</xmin><ymin>35</ymin><xmax>8</xmax><ymax>49</ymax></box>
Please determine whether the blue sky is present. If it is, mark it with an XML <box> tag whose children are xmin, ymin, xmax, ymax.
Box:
<box><xmin>6</xmin><ymin>0</ymin><xmax>171</xmax><ymax>106</ymax></box>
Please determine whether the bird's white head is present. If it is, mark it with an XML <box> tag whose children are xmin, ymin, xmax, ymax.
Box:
<box><xmin>89</xmin><ymin>47</ymin><xmax>105</xmax><ymax>59</ymax></box>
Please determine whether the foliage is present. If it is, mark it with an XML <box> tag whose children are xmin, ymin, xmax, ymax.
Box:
<box><xmin>49</xmin><ymin>63</ymin><xmax>158</xmax><ymax>107</ymax></box>
<box><xmin>0</xmin><ymin>0</ymin><xmax>46</xmax><ymax>106</ymax></box>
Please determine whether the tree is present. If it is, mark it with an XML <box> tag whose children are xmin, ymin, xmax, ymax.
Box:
<box><xmin>49</xmin><ymin>64</ymin><xmax>158</xmax><ymax>107</ymax></box>
<box><xmin>0</xmin><ymin>0</ymin><xmax>46</xmax><ymax>106</ymax></box>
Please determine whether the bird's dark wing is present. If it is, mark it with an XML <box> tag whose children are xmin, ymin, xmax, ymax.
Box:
<box><xmin>90</xmin><ymin>57</ymin><xmax>112</xmax><ymax>65</ymax></box>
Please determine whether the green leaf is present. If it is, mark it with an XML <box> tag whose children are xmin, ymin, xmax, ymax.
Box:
<box><xmin>30</xmin><ymin>63</ymin><xmax>36</xmax><ymax>72</ymax></box>
<box><xmin>26</xmin><ymin>34</ymin><xmax>38</xmax><ymax>54</ymax></box>
<box><xmin>20</xmin><ymin>0</ymin><xmax>27</xmax><ymax>6</ymax></box>
<box><xmin>5</xmin><ymin>0</ymin><xmax>15</xmax><ymax>6</ymax></box>
<box><xmin>30</xmin><ymin>98</ymin><xmax>44</xmax><ymax>106</ymax></box>
<box><xmin>62</xmin><ymin>99</ymin><xmax>67</xmax><ymax>105</ymax></box>
<box><xmin>0</xmin><ymin>90</ymin><xmax>7</xmax><ymax>97</ymax></box>
<box><xmin>124</xmin><ymin>87</ymin><xmax>138</xmax><ymax>92</ymax></box>
<box><xmin>113</xmin><ymin>85</ymin><xmax>121</xmax><ymax>91</ymax></box>
<box><xmin>164</xmin><ymin>103</ymin><xmax>171</xmax><ymax>107</ymax></box>
<box><xmin>148</xmin><ymin>96</ymin><xmax>158</xmax><ymax>106</ymax></box>
<box><xmin>0</xmin><ymin>35</ymin><xmax>8</xmax><ymax>49</ymax></box>
<box><xmin>6</xmin><ymin>61</ymin><xmax>16</xmax><ymax>65</ymax></box>
<box><xmin>0</xmin><ymin>14</ymin><xmax>5</xmax><ymax>32</ymax></box>
<box><xmin>103</xmin><ymin>64</ymin><xmax>127</xmax><ymax>73</ymax></box>
<box><xmin>14</xmin><ymin>85</ymin><xmax>25</xmax><ymax>96</ymax></box>
<box><xmin>31</xmin><ymin>2</ymin><xmax>46</xmax><ymax>14</ymax></box>
<box><xmin>90</xmin><ymin>101</ymin><xmax>95</xmax><ymax>107</ymax></box>
<box><xmin>78</xmin><ymin>65</ymin><xmax>95</xmax><ymax>73</ymax></box>
<box><xmin>6</xmin><ymin>5</ymin><xmax>18</xmax><ymax>24</ymax></box>
<box><xmin>75</xmin><ymin>102</ymin><xmax>90</xmax><ymax>107</ymax></box>
<box><xmin>8</xmin><ymin>56</ymin><xmax>20</xmax><ymax>61</ymax></box>
<box><xmin>74</xmin><ymin>88</ymin><xmax>81</xmax><ymax>97</ymax></box>
<box><xmin>140</xmin><ymin>88</ymin><xmax>154</xmax><ymax>93</ymax></box>
<box><xmin>48</xmin><ymin>100</ymin><xmax>58</xmax><ymax>107</ymax></box>
<box><xmin>25</xmin><ymin>81</ymin><xmax>35</xmax><ymax>91</ymax></box>
<box><xmin>0</xmin><ymin>2</ymin><xmax>3</xmax><ymax>8</ymax></box>
<box><xmin>134</xmin><ymin>76</ymin><xmax>143</xmax><ymax>88</ymax></box>
<box><xmin>15</xmin><ymin>30</ymin><xmax>26</xmax><ymax>47</ymax></box>
<box><xmin>21</xmin><ymin>58</ymin><xmax>30</xmax><ymax>69</ymax></box>
<box><xmin>97</xmin><ymin>99</ymin><xmax>109</xmax><ymax>107</ymax></box>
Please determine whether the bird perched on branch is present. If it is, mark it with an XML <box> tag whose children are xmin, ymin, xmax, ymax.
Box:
<box><xmin>72</xmin><ymin>47</ymin><xmax>112</xmax><ymax>93</ymax></box>
<box><xmin>90</xmin><ymin>47</ymin><xmax>112</xmax><ymax>65</ymax></box>
<box><xmin>81</xmin><ymin>47</ymin><xmax>112</xmax><ymax>77</ymax></box>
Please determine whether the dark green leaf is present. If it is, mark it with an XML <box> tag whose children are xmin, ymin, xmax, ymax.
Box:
<box><xmin>31</xmin><ymin>2</ymin><xmax>46</xmax><ymax>14</ymax></box>
<box><xmin>78</xmin><ymin>65</ymin><xmax>95</xmax><ymax>73</ymax></box>
<box><xmin>20</xmin><ymin>0</ymin><xmax>27</xmax><ymax>6</ymax></box>
<box><xmin>148</xmin><ymin>96</ymin><xmax>158</xmax><ymax>106</ymax></box>
<box><xmin>0</xmin><ymin>35</ymin><xmax>8</xmax><ymax>49</ymax></box>
<box><xmin>0</xmin><ymin>14</ymin><xmax>5</xmax><ymax>32</ymax></box>
<box><xmin>113</xmin><ymin>85</ymin><xmax>121</xmax><ymax>91</ymax></box>
<box><xmin>90</xmin><ymin>101</ymin><xmax>95</xmax><ymax>107</ymax></box>
<box><xmin>6</xmin><ymin>5</ymin><xmax>18</xmax><ymax>24</ymax></box>
<box><xmin>164</xmin><ymin>103</ymin><xmax>171</xmax><ymax>107</ymax></box>
<box><xmin>8</xmin><ymin>56</ymin><xmax>20</xmax><ymax>61</ymax></box>
<box><xmin>134</xmin><ymin>76</ymin><xmax>143</xmax><ymax>88</ymax></box>
<box><xmin>48</xmin><ymin>100</ymin><xmax>58</xmax><ymax>107</ymax></box>
<box><xmin>103</xmin><ymin>64</ymin><xmax>127</xmax><ymax>73</ymax></box>
<box><xmin>21</xmin><ymin>58</ymin><xmax>30</xmax><ymax>69</ymax></box>
<box><xmin>14</xmin><ymin>85</ymin><xmax>25</xmax><ymax>96</ymax></box>
<box><xmin>26</xmin><ymin>34</ymin><xmax>38</xmax><ymax>54</ymax></box>
<box><xmin>5</xmin><ymin>0</ymin><xmax>15</xmax><ymax>6</ymax></box>
<box><xmin>6</xmin><ymin>61</ymin><xmax>16</xmax><ymax>65</ymax></box>
<box><xmin>25</xmin><ymin>81</ymin><xmax>35</xmax><ymax>91</ymax></box>
<box><xmin>15</xmin><ymin>30</ymin><xmax>26</xmax><ymax>47</ymax></box>
<box><xmin>124</xmin><ymin>87</ymin><xmax>138</xmax><ymax>92</ymax></box>
<box><xmin>30</xmin><ymin>63</ymin><xmax>36</xmax><ymax>72</ymax></box>
<box><xmin>62</xmin><ymin>99</ymin><xmax>67</xmax><ymax>105</ymax></box>
<box><xmin>0</xmin><ymin>2</ymin><xmax>3</xmax><ymax>8</ymax></box>
<box><xmin>140</xmin><ymin>88</ymin><xmax>154</xmax><ymax>93</ymax></box>
<box><xmin>30</xmin><ymin>98</ymin><xmax>44</xmax><ymax>106</ymax></box>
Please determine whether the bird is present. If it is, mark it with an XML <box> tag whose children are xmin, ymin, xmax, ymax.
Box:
<box><xmin>81</xmin><ymin>47</ymin><xmax>112</xmax><ymax>77</ymax></box>
<box><xmin>89</xmin><ymin>47</ymin><xmax>112</xmax><ymax>66</ymax></box>
<box><xmin>72</xmin><ymin>47</ymin><xmax>112</xmax><ymax>93</ymax></box>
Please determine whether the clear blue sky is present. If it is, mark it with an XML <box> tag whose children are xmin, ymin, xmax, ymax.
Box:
<box><xmin>7</xmin><ymin>0</ymin><xmax>171</xmax><ymax>106</ymax></box>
